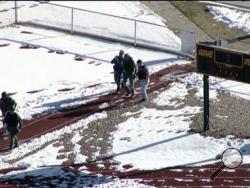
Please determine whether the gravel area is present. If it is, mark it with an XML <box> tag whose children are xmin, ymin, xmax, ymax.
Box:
<box><xmin>190</xmin><ymin>90</ymin><xmax>250</xmax><ymax>139</ymax></box>
<box><xmin>73</xmin><ymin>93</ymin><xmax>161</xmax><ymax>162</ymax></box>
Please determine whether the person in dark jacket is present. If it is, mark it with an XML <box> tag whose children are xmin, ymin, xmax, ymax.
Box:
<box><xmin>137</xmin><ymin>59</ymin><xmax>150</xmax><ymax>102</ymax></box>
<box><xmin>111</xmin><ymin>50</ymin><xmax>124</xmax><ymax>94</ymax></box>
<box><xmin>3</xmin><ymin>111</ymin><xmax>22</xmax><ymax>150</ymax></box>
<box><xmin>0</xmin><ymin>92</ymin><xmax>17</xmax><ymax>117</ymax></box>
<box><xmin>0</xmin><ymin>92</ymin><xmax>17</xmax><ymax>135</ymax></box>
<box><xmin>121</xmin><ymin>53</ymin><xmax>138</xmax><ymax>97</ymax></box>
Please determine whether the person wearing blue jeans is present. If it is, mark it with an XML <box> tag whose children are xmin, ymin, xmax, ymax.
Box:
<box><xmin>122</xmin><ymin>72</ymin><xmax>135</xmax><ymax>96</ymax></box>
<box><xmin>137</xmin><ymin>59</ymin><xmax>149</xmax><ymax>102</ymax></box>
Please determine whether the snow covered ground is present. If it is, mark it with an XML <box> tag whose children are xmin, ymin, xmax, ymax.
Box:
<box><xmin>0</xmin><ymin>1</ymin><xmax>181</xmax><ymax>51</ymax></box>
<box><xmin>1</xmin><ymin>1</ymin><xmax>250</xmax><ymax>187</ymax></box>
<box><xmin>208</xmin><ymin>5</ymin><xmax>250</xmax><ymax>34</ymax></box>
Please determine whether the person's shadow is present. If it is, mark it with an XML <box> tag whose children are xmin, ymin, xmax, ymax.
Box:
<box><xmin>0</xmin><ymin>166</ymin><xmax>113</xmax><ymax>187</ymax></box>
<box><xmin>239</xmin><ymin>144</ymin><xmax>250</xmax><ymax>156</ymax></box>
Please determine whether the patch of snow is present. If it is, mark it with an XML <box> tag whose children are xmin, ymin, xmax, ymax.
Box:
<box><xmin>208</xmin><ymin>5</ymin><xmax>250</xmax><ymax>34</ymax></box>
<box><xmin>153</xmin><ymin>82</ymin><xmax>188</xmax><ymax>107</ymax></box>
<box><xmin>72</xmin><ymin>132</ymin><xmax>87</xmax><ymax>163</ymax></box>
<box><xmin>174</xmin><ymin>178</ymin><xmax>193</xmax><ymax>182</ymax></box>
<box><xmin>93</xmin><ymin>178</ymin><xmax>157</xmax><ymax>188</ymax></box>
<box><xmin>16</xmin><ymin>144</ymin><xmax>65</xmax><ymax>168</ymax></box>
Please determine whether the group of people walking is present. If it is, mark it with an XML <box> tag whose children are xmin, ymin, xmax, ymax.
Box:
<box><xmin>0</xmin><ymin>91</ymin><xmax>22</xmax><ymax>150</ymax></box>
<box><xmin>111</xmin><ymin>50</ymin><xmax>150</xmax><ymax>102</ymax></box>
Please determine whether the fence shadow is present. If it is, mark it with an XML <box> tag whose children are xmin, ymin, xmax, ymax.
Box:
<box><xmin>144</xmin><ymin>57</ymin><xmax>181</xmax><ymax>67</ymax></box>
<box><xmin>92</xmin><ymin>132</ymin><xmax>196</xmax><ymax>162</ymax></box>
<box><xmin>35</xmin><ymin>90</ymin><xmax>113</xmax><ymax>110</ymax></box>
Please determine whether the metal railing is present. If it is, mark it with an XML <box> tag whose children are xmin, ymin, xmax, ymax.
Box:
<box><xmin>6</xmin><ymin>1</ymin><xmax>196</xmax><ymax>58</ymax></box>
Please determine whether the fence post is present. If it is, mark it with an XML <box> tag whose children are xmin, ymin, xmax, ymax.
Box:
<box><xmin>14</xmin><ymin>0</ymin><xmax>17</xmax><ymax>24</ymax></box>
<box><xmin>134</xmin><ymin>20</ymin><xmax>137</xmax><ymax>47</ymax></box>
<box><xmin>71</xmin><ymin>8</ymin><xmax>74</xmax><ymax>34</ymax></box>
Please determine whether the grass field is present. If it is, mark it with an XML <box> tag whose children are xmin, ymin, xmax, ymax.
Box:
<box><xmin>171</xmin><ymin>1</ymin><xmax>245</xmax><ymax>39</ymax></box>
<box><xmin>171</xmin><ymin>1</ymin><xmax>250</xmax><ymax>51</ymax></box>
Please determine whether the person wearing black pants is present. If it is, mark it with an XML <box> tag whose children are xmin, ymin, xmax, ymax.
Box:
<box><xmin>111</xmin><ymin>50</ymin><xmax>124</xmax><ymax>94</ymax></box>
<box><xmin>3</xmin><ymin>111</ymin><xmax>22</xmax><ymax>150</ymax></box>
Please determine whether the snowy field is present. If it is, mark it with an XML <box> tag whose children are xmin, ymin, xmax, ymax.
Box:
<box><xmin>0</xmin><ymin>1</ymin><xmax>181</xmax><ymax>51</ymax></box>
<box><xmin>1</xmin><ymin>1</ymin><xmax>250</xmax><ymax>187</ymax></box>
<box><xmin>208</xmin><ymin>5</ymin><xmax>250</xmax><ymax>34</ymax></box>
